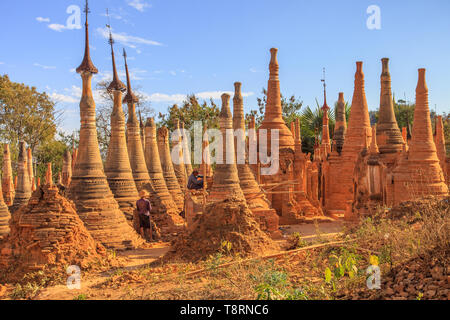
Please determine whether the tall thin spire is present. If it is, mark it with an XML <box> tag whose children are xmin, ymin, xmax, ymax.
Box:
<box><xmin>320</xmin><ymin>68</ymin><xmax>331</xmax><ymax>156</ymax></box>
<box><xmin>106</xmin><ymin>10</ymin><xmax>126</xmax><ymax>92</ymax></box>
<box><xmin>123</xmin><ymin>49</ymin><xmax>139</xmax><ymax>104</ymax></box>
<box><xmin>76</xmin><ymin>0</ymin><xmax>98</xmax><ymax>74</ymax></box>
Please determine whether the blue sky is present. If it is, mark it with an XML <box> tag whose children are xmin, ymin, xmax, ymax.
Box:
<box><xmin>1</xmin><ymin>0</ymin><xmax>449</xmax><ymax>133</ymax></box>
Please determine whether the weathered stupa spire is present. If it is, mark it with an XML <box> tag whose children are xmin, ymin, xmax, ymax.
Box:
<box><xmin>0</xmin><ymin>175</ymin><xmax>11</xmax><ymax>239</ymax></box>
<box><xmin>259</xmin><ymin>48</ymin><xmax>294</xmax><ymax>149</ymax></box>
<box><xmin>334</xmin><ymin>92</ymin><xmax>347</xmax><ymax>154</ymax></box>
<box><xmin>104</xmin><ymin>21</ymin><xmax>139</xmax><ymax>217</ymax></box>
<box><xmin>123</xmin><ymin>49</ymin><xmax>152</xmax><ymax>192</ymax></box>
<box><xmin>342</xmin><ymin>62</ymin><xmax>372</xmax><ymax>154</ymax></box>
<box><xmin>157</xmin><ymin>126</ymin><xmax>185</xmax><ymax>211</ymax></box>
<box><xmin>69</xmin><ymin>2</ymin><xmax>141</xmax><ymax>250</ymax></box>
<box><xmin>144</xmin><ymin>118</ymin><xmax>184</xmax><ymax>230</ymax></box>
<box><xmin>61</xmin><ymin>150</ymin><xmax>72</xmax><ymax>186</ymax></box>
<box><xmin>181</xmin><ymin>122</ymin><xmax>194</xmax><ymax>176</ymax></box>
<box><xmin>2</xmin><ymin>144</ymin><xmax>15</xmax><ymax>206</ymax></box>
<box><xmin>11</xmin><ymin>142</ymin><xmax>32</xmax><ymax>213</ymax></box>
<box><xmin>435</xmin><ymin>115</ymin><xmax>448</xmax><ymax>180</ymax></box>
<box><xmin>320</xmin><ymin>69</ymin><xmax>331</xmax><ymax>157</ymax></box>
<box><xmin>27</xmin><ymin>148</ymin><xmax>33</xmax><ymax>185</ymax></box>
<box><xmin>392</xmin><ymin>69</ymin><xmax>448</xmax><ymax>204</ymax></box>
<box><xmin>172</xmin><ymin>119</ymin><xmax>188</xmax><ymax>191</ymax></box>
<box><xmin>376</xmin><ymin>58</ymin><xmax>404</xmax><ymax>153</ymax></box>
<box><xmin>208</xmin><ymin>94</ymin><xmax>245</xmax><ymax>203</ymax></box>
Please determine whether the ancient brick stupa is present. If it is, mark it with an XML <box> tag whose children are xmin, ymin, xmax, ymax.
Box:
<box><xmin>123</xmin><ymin>49</ymin><xmax>153</xmax><ymax>193</ymax></box>
<box><xmin>258</xmin><ymin>48</ymin><xmax>294</xmax><ymax>150</ymax></box>
<box><xmin>434</xmin><ymin>115</ymin><xmax>448</xmax><ymax>182</ymax></box>
<box><xmin>232</xmin><ymin>82</ymin><xmax>280</xmax><ymax>238</ymax></box>
<box><xmin>103</xmin><ymin>30</ymin><xmax>139</xmax><ymax>218</ymax></box>
<box><xmin>172</xmin><ymin>120</ymin><xmax>188</xmax><ymax>192</ymax></box>
<box><xmin>181</xmin><ymin>122</ymin><xmax>194</xmax><ymax>177</ymax></box>
<box><xmin>334</xmin><ymin>93</ymin><xmax>347</xmax><ymax>154</ymax></box>
<box><xmin>324</xmin><ymin>62</ymin><xmax>372</xmax><ymax>216</ymax></box>
<box><xmin>2</xmin><ymin>144</ymin><xmax>15</xmax><ymax>206</ymax></box>
<box><xmin>207</xmin><ymin>94</ymin><xmax>245</xmax><ymax>203</ymax></box>
<box><xmin>0</xmin><ymin>182</ymin><xmax>11</xmax><ymax>239</ymax></box>
<box><xmin>376</xmin><ymin>58</ymin><xmax>404</xmax><ymax>155</ymax></box>
<box><xmin>68</xmin><ymin>4</ymin><xmax>141</xmax><ymax>250</ymax></box>
<box><xmin>61</xmin><ymin>150</ymin><xmax>72</xmax><ymax>186</ymax></box>
<box><xmin>0</xmin><ymin>164</ymin><xmax>105</xmax><ymax>275</ymax></box>
<box><xmin>27</xmin><ymin>148</ymin><xmax>33</xmax><ymax>186</ymax></box>
<box><xmin>11</xmin><ymin>142</ymin><xmax>32</xmax><ymax>213</ymax></box>
<box><xmin>144</xmin><ymin>118</ymin><xmax>184</xmax><ymax>234</ymax></box>
<box><xmin>157</xmin><ymin>126</ymin><xmax>185</xmax><ymax>211</ymax></box>
<box><xmin>392</xmin><ymin>69</ymin><xmax>448</xmax><ymax>204</ymax></box>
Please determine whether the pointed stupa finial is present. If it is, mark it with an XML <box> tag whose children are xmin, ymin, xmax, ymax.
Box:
<box><xmin>106</xmin><ymin>9</ymin><xmax>126</xmax><ymax>92</ymax></box>
<box><xmin>76</xmin><ymin>0</ymin><xmax>98</xmax><ymax>74</ymax></box>
<box><xmin>321</xmin><ymin>68</ymin><xmax>329</xmax><ymax>111</ymax></box>
<box><xmin>123</xmin><ymin>48</ymin><xmax>139</xmax><ymax>104</ymax></box>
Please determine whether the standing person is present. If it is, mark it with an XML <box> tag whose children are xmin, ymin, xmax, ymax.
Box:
<box><xmin>187</xmin><ymin>170</ymin><xmax>204</xmax><ymax>190</ymax></box>
<box><xmin>136</xmin><ymin>190</ymin><xmax>153</xmax><ymax>242</ymax></box>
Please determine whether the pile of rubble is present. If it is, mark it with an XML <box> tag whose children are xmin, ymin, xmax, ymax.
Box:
<box><xmin>0</xmin><ymin>185</ymin><xmax>106</xmax><ymax>277</ymax></box>
<box><xmin>162</xmin><ymin>197</ymin><xmax>279</xmax><ymax>263</ymax></box>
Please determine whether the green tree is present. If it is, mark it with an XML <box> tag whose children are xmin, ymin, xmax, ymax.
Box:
<box><xmin>157</xmin><ymin>94</ymin><xmax>220</xmax><ymax>131</ymax></box>
<box><xmin>0</xmin><ymin>74</ymin><xmax>61</xmax><ymax>153</ymax></box>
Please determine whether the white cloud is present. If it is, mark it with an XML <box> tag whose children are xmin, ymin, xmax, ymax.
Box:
<box><xmin>50</xmin><ymin>92</ymin><xmax>78</xmax><ymax>104</ymax></box>
<box><xmin>0</xmin><ymin>62</ymin><xmax>4</xmax><ymax>65</ymax></box>
<box><xmin>249</xmin><ymin>68</ymin><xmax>261</xmax><ymax>73</ymax></box>
<box><xmin>48</xmin><ymin>23</ymin><xmax>67</xmax><ymax>32</ymax></box>
<box><xmin>36</xmin><ymin>17</ymin><xmax>50</xmax><ymax>23</ymax></box>
<box><xmin>97</xmin><ymin>27</ymin><xmax>163</xmax><ymax>50</ymax></box>
<box><xmin>127</xmin><ymin>0</ymin><xmax>151</xmax><ymax>12</ymax></box>
<box><xmin>34</xmin><ymin>63</ymin><xmax>56</xmax><ymax>70</ymax></box>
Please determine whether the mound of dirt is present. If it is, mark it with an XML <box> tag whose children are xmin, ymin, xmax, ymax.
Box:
<box><xmin>349</xmin><ymin>248</ymin><xmax>449</xmax><ymax>300</ymax></box>
<box><xmin>387</xmin><ymin>196</ymin><xmax>449</xmax><ymax>222</ymax></box>
<box><xmin>0</xmin><ymin>185</ymin><xmax>106</xmax><ymax>277</ymax></box>
<box><xmin>162</xmin><ymin>197</ymin><xmax>279</xmax><ymax>263</ymax></box>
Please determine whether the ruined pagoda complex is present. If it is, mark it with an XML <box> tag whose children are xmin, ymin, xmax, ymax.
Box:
<box><xmin>67</xmin><ymin>2</ymin><xmax>141</xmax><ymax>250</ymax></box>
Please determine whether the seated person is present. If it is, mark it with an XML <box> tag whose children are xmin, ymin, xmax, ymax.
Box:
<box><xmin>187</xmin><ymin>170</ymin><xmax>204</xmax><ymax>190</ymax></box>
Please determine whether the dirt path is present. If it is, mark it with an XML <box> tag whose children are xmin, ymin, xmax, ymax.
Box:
<box><xmin>32</xmin><ymin>221</ymin><xmax>347</xmax><ymax>300</ymax></box>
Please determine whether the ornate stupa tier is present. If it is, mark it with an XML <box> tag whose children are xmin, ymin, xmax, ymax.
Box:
<box><xmin>259</xmin><ymin>48</ymin><xmax>294</xmax><ymax>150</ymax></box>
